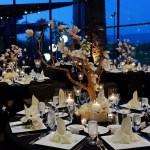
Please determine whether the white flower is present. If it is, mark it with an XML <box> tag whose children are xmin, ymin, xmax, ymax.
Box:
<box><xmin>25</xmin><ymin>29</ymin><xmax>34</xmax><ymax>37</ymax></box>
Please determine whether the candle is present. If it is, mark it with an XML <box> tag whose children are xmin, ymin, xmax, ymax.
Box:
<box><xmin>108</xmin><ymin>113</ymin><xmax>114</xmax><ymax>122</ymax></box>
<box><xmin>74</xmin><ymin>107</ymin><xmax>80</xmax><ymax>116</ymax></box>
<box><xmin>78</xmin><ymin>72</ymin><xmax>83</xmax><ymax>81</ymax></box>
<box><xmin>66</xmin><ymin>98</ymin><xmax>74</xmax><ymax>105</ymax></box>
<box><xmin>2</xmin><ymin>71</ymin><xmax>6</xmax><ymax>76</ymax></box>
<box><xmin>108</xmin><ymin>94</ymin><xmax>117</xmax><ymax>102</ymax></box>
<box><xmin>81</xmin><ymin>118</ymin><xmax>87</xmax><ymax>126</ymax></box>
<box><xmin>91</xmin><ymin>101</ymin><xmax>101</xmax><ymax>112</ymax></box>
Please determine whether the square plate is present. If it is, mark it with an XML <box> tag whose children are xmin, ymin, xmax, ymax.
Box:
<box><xmin>9</xmin><ymin>121</ymin><xmax>47</xmax><ymax>133</ymax></box>
<box><xmin>101</xmin><ymin>135</ymin><xmax>150</xmax><ymax>150</ymax></box>
<box><xmin>16</xmin><ymin>108</ymin><xmax>49</xmax><ymax>115</ymax></box>
<box><xmin>34</xmin><ymin>132</ymin><xmax>86</xmax><ymax>149</ymax></box>
<box><xmin>120</xmin><ymin>103</ymin><xmax>141</xmax><ymax>111</ymax></box>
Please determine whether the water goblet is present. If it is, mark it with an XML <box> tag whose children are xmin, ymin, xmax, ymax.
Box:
<box><xmin>88</xmin><ymin>120</ymin><xmax>98</xmax><ymax>145</ymax></box>
<box><xmin>47</xmin><ymin>109</ymin><xmax>56</xmax><ymax>132</ymax></box>
<box><xmin>132</xmin><ymin>113</ymin><xmax>141</xmax><ymax>133</ymax></box>
<box><xmin>140</xmin><ymin>97</ymin><xmax>148</xmax><ymax>111</ymax></box>
<box><xmin>67</xmin><ymin>105</ymin><xmax>74</xmax><ymax>123</ymax></box>
<box><xmin>38</xmin><ymin>102</ymin><xmax>45</xmax><ymax>118</ymax></box>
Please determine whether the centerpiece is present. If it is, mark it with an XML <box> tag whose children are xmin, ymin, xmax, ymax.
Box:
<box><xmin>26</xmin><ymin>20</ymin><xmax>111</xmax><ymax>121</ymax></box>
<box><xmin>116</xmin><ymin>39</ymin><xmax>137</xmax><ymax>71</ymax></box>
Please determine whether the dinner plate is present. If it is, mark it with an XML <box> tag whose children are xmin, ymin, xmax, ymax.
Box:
<box><xmin>9</xmin><ymin>121</ymin><xmax>47</xmax><ymax>133</ymax></box>
<box><xmin>34</xmin><ymin>132</ymin><xmax>86</xmax><ymax>149</ymax></box>
<box><xmin>120</xmin><ymin>103</ymin><xmax>142</xmax><ymax>111</ymax></box>
<box><xmin>116</xmin><ymin>109</ymin><xmax>130</xmax><ymax>114</ymax></box>
<box><xmin>67</xmin><ymin>124</ymin><xmax>85</xmax><ymax>131</ymax></box>
<box><xmin>55</xmin><ymin>112</ymin><xmax>68</xmax><ymax>118</ymax></box>
<box><xmin>84</xmin><ymin>125</ymin><xmax>109</xmax><ymax>135</ymax></box>
<box><xmin>16</xmin><ymin>108</ymin><xmax>49</xmax><ymax>115</ymax></box>
<box><xmin>101</xmin><ymin>135</ymin><xmax>150</xmax><ymax>150</ymax></box>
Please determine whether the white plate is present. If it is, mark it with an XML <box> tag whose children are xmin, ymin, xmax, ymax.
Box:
<box><xmin>67</xmin><ymin>124</ymin><xmax>85</xmax><ymax>131</ymax></box>
<box><xmin>120</xmin><ymin>103</ymin><xmax>142</xmax><ymax>111</ymax></box>
<box><xmin>141</xmin><ymin>126</ymin><xmax>150</xmax><ymax>134</ymax></box>
<box><xmin>84</xmin><ymin>126</ymin><xmax>109</xmax><ymax>135</ymax></box>
<box><xmin>16</xmin><ymin>108</ymin><xmax>49</xmax><ymax>115</ymax></box>
<box><xmin>56</xmin><ymin>120</ymin><xmax>70</xmax><ymax>126</ymax></box>
<box><xmin>9</xmin><ymin>121</ymin><xmax>47</xmax><ymax>133</ymax></box>
<box><xmin>101</xmin><ymin>135</ymin><xmax>150</xmax><ymax>150</ymax></box>
<box><xmin>34</xmin><ymin>132</ymin><xmax>86</xmax><ymax>149</ymax></box>
<box><xmin>55</xmin><ymin>112</ymin><xmax>68</xmax><ymax>118</ymax></box>
<box><xmin>116</xmin><ymin>109</ymin><xmax>130</xmax><ymax>114</ymax></box>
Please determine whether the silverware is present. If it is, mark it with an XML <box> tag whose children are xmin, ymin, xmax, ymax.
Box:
<box><xmin>98</xmin><ymin>136</ymin><xmax>108</xmax><ymax>150</ymax></box>
<box><xmin>29</xmin><ymin>133</ymin><xmax>47</xmax><ymax>145</ymax></box>
<box><xmin>74</xmin><ymin>137</ymin><xmax>88</xmax><ymax>150</ymax></box>
<box><xmin>96</xmin><ymin>136</ymin><xmax>103</xmax><ymax>150</ymax></box>
<box><xmin>17</xmin><ymin>132</ymin><xmax>41</xmax><ymax>137</ymax></box>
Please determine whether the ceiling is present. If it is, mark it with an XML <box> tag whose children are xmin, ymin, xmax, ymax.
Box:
<box><xmin>0</xmin><ymin>2</ymin><xmax>73</xmax><ymax>18</ymax></box>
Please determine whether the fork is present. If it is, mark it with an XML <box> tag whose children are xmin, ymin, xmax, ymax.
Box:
<box><xmin>98</xmin><ymin>136</ymin><xmax>108</xmax><ymax>150</ymax></box>
<box><xmin>96</xmin><ymin>136</ymin><xmax>103</xmax><ymax>150</ymax></box>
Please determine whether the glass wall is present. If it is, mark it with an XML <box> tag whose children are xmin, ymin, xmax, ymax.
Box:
<box><xmin>105</xmin><ymin>0</ymin><xmax>150</xmax><ymax>64</ymax></box>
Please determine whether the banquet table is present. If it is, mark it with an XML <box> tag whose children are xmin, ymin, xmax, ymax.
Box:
<box><xmin>101</xmin><ymin>70</ymin><xmax>150</xmax><ymax>102</ymax></box>
<box><xmin>4</xmin><ymin>109</ymin><xmax>150</xmax><ymax>150</ymax></box>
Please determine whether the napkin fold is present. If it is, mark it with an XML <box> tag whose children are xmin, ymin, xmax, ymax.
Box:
<box><xmin>49</xmin><ymin>117</ymin><xmax>77</xmax><ymax>144</ymax></box>
<box><xmin>128</xmin><ymin>91</ymin><xmax>140</xmax><ymax>109</ymax></box>
<box><xmin>59</xmin><ymin>89</ymin><xmax>65</xmax><ymax>106</ymax></box>
<box><xmin>111</xmin><ymin>116</ymin><xmax>141</xmax><ymax>144</ymax></box>
<box><xmin>39</xmin><ymin>70</ymin><xmax>45</xmax><ymax>79</ymax></box>
<box><xmin>20</xmin><ymin>104</ymin><xmax>31</xmax><ymax>123</ymax></box>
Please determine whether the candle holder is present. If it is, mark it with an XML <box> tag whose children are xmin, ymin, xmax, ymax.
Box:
<box><xmin>34</xmin><ymin>59</ymin><xmax>41</xmax><ymax>73</ymax></box>
<box><xmin>77</xmin><ymin>72</ymin><xmax>83</xmax><ymax>82</ymax></box>
<box><xmin>73</xmin><ymin>85</ymin><xmax>82</xmax><ymax>105</ymax></box>
<box><xmin>65</xmin><ymin>89</ymin><xmax>74</xmax><ymax>105</ymax></box>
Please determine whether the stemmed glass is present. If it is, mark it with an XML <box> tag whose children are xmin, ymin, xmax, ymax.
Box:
<box><xmin>73</xmin><ymin>85</ymin><xmax>82</xmax><ymax>105</ymax></box>
<box><xmin>132</xmin><ymin>113</ymin><xmax>141</xmax><ymax>133</ymax></box>
<box><xmin>47</xmin><ymin>109</ymin><xmax>56</xmax><ymax>132</ymax></box>
<box><xmin>140</xmin><ymin>97</ymin><xmax>148</xmax><ymax>111</ymax></box>
<box><xmin>88</xmin><ymin>120</ymin><xmax>98</xmax><ymax>145</ymax></box>
<box><xmin>34</xmin><ymin>59</ymin><xmax>41</xmax><ymax>74</ymax></box>
<box><xmin>67</xmin><ymin>105</ymin><xmax>74</xmax><ymax>123</ymax></box>
<box><xmin>38</xmin><ymin>102</ymin><xmax>45</xmax><ymax>118</ymax></box>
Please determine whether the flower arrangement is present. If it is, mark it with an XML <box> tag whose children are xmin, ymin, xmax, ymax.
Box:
<box><xmin>0</xmin><ymin>45</ymin><xmax>27</xmax><ymax>70</ymax></box>
<box><xmin>26</xmin><ymin>20</ymin><xmax>111</xmax><ymax>101</ymax></box>
<box><xmin>116</xmin><ymin>39</ymin><xmax>136</xmax><ymax>65</ymax></box>
<box><xmin>20</xmin><ymin>115</ymin><xmax>43</xmax><ymax>130</ymax></box>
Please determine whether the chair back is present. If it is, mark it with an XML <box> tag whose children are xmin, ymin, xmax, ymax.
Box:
<box><xmin>29</xmin><ymin>84</ymin><xmax>55</xmax><ymax>102</ymax></box>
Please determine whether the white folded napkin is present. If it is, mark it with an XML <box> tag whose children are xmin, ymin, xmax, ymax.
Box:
<box><xmin>39</xmin><ymin>70</ymin><xmax>45</xmax><ymax>79</ymax></box>
<box><xmin>59</xmin><ymin>89</ymin><xmax>65</xmax><ymax>106</ymax></box>
<box><xmin>49</xmin><ymin>117</ymin><xmax>77</xmax><ymax>144</ymax></box>
<box><xmin>111</xmin><ymin>116</ymin><xmax>141</xmax><ymax>144</ymax></box>
<box><xmin>23</xmin><ymin>73</ymin><xmax>30</xmax><ymax>84</ymax></box>
<box><xmin>20</xmin><ymin>104</ymin><xmax>44</xmax><ymax>130</ymax></box>
<box><xmin>128</xmin><ymin>91</ymin><xmax>140</xmax><ymax>109</ymax></box>
<box><xmin>20</xmin><ymin>104</ymin><xmax>31</xmax><ymax>123</ymax></box>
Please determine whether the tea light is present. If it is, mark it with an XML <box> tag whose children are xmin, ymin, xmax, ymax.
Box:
<box><xmin>108</xmin><ymin>94</ymin><xmax>117</xmax><ymax>102</ymax></box>
<box><xmin>66</xmin><ymin>98</ymin><xmax>74</xmax><ymax>105</ymax></box>
<box><xmin>20</xmin><ymin>70</ymin><xmax>25</xmax><ymax>76</ymax></box>
<box><xmin>78</xmin><ymin>72</ymin><xmax>83</xmax><ymax>81</ymax></box>
<box><xmin>81</xmin><ymin>118</ymin><xmax>87</xmax><ymax>126</ymax></box>
<box><xmin>2</xmin><ymin>71</ymin><xmax>6</xmax><ymax>76</ymax></box>
<box><xmin>108</xmin><ymin>113</ymin><xmax>114</xmax><ymax>122</ymax></box>
<box><xmin>91</xmin><ymin>101</ymin><xmax>101</xmax><ymax>112</ymax></box>
<box><xmin>74</xmin><ymin>108</ymin><xmax>80</xmax><ymax>116</ymax></box>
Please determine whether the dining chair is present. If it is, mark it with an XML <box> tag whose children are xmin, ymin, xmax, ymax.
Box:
<box><xmin>28</xmin><ymin>84</ymin><xmax>55</xmax><ymax>103</ymax></box>
<box><xmin>127</xmin><ymin>71</ymin><xmax>146</xmax><ymax>100</ymax></box>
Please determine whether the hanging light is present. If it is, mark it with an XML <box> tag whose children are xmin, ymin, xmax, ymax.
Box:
<box><xmin>44</xmin><ymin>53</ymin><xmax>51</xmax><ymax>61</ymax></box>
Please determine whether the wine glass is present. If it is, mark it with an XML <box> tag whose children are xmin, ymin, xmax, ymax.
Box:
<box><xmin>34</xmin><ymin>59</ymin><xmax>41</xmax><ymax>74</ymax></box>
<box><xmin>67</xmin><ymin>105</ymin><xmax>74</xmax><ymax>123</ymax></box>
<box><xmin>47</xmin><ymin>109</ymin><xmax>56</xmax><ymax>132</ymax></box>
<box><xmin>140</xmin><ymin>97</ymin><xmax>148</xmax><ymax>111</ymax></box>
<box><xmin>88</xmin><ymin>120</ymin><xmax>98</xmax><ymax>145</ymax></box>
<box><xmin>132</xmin><ymin>113</ymin><xmax>141</xmax><ymax>133</ymax></box>
<box><xmin>38</xmin><ymin>102</ymin><xmax>45</xmax><ymax>118</ymax></box>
